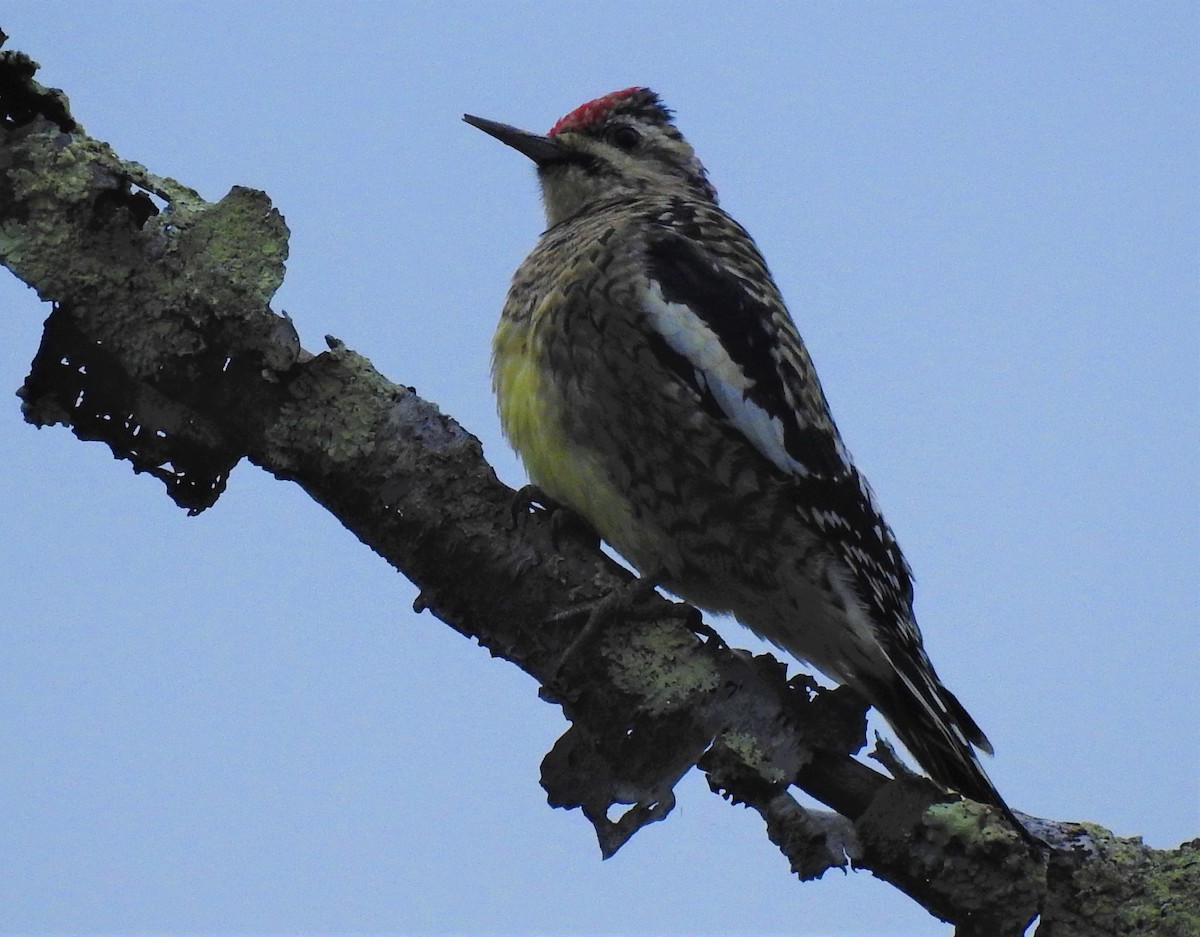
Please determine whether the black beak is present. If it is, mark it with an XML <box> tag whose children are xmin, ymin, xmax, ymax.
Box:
<box><xmin>463</xmin><ymin>114</ymin><xmax>562</xmax><ymax>165</ymax></box>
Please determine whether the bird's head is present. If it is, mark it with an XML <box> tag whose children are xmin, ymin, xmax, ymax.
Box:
<box><xmin>464</xmin><ymin>88</ymin><xmax>716</xmax><ymax>227</ymax></box>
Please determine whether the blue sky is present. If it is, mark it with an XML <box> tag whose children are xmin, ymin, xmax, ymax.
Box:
<box><xmin>1</xmin><ymin>4</ymin><xmax>1196</xmax><ymax>935</ymax></box>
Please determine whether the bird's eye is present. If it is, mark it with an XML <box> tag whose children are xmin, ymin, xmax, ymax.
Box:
<box><xmin>610</xmin><ymin>126</ymin><xmax>641</xmax><ymax>150</ymax></box>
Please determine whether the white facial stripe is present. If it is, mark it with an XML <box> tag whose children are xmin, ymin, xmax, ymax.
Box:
<box><xmin>643</xmin><ymin>280</ymin><xmax>807</xmax><ymax>476</ymax></box>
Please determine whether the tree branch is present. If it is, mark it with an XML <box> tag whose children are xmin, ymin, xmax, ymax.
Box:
<box><xmin>1</xmin><ymin>38</ymin><xmax>1193</xmax><ymax>935</ymax></box>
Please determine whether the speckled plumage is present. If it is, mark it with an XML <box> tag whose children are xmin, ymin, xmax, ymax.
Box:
<box><xmin>467</xmin><ymin>89</ymin><xmax>1020</xmax><ymax>826</ymax></box>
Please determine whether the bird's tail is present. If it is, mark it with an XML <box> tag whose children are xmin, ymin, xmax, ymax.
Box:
<box><xmin>864</xmin><ymin>665</ymin><xmax>1033</xmax><ymax>843</ymax></box>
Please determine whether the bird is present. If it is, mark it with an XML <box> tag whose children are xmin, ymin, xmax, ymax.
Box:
<box><xmin>463</xmin><ymin>87</ymin><xmax>1023</xmax><ymax>833</ymax></box>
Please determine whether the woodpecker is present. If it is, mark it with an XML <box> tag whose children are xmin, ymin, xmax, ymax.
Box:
<box><xmin>464</xmin><ymin>88</ymin><xmax>1022</xmax><ymax>831</ymax></box>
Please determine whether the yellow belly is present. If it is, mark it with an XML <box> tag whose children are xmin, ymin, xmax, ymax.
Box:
<box><xmin>492</xmin><ymin>316</ymin><xmax>637</xmax><ymax>552</ymax></box>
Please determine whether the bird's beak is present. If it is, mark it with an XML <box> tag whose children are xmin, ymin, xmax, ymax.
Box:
<box><xmin>463</xmin><ymin>114</ymin><xmax>563</xmax><ymax>165</ymax></box>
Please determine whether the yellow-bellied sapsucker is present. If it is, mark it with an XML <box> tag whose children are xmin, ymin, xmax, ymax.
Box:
<box><xmin>465</xmin><ymin>87</ymin><xmax>1021</xmax><ymax>830</ymax></box>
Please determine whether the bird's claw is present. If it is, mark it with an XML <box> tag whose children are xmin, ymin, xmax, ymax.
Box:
<box><xmin>547</xmin><ymin>571</ymin><xmax>663</xmax><ymax>681</ymax></box>
<box><xmin>510</xmin><ymin>484</ymin><xmax>600</xmax><ymax>552</ymax></box>
<box><xmin>684</xmin><ymin>611</ymin><xmax>728</xmax><ymax>651</ymax></box>
<box><xmin>546</xmin><ymin>570</ymin><xmax>715</xmax><ymax>688</ymax></box>
<box><xmin>509</xmin><ymin>483</ymin><xmax>552</xmax><ymax>530</ymax></box>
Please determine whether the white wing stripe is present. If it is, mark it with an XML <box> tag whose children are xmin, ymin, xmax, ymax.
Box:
<box><xmin>642</xmin><ymin>279</ymin><xmax>809</xmax><ymax>476</ymax></box>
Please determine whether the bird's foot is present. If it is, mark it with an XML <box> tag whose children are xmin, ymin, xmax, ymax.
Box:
<box><xmin>510</xmin><ymin>484</ymin><xmax>600</xmax><ymax>552</ymax></box>
<box><xmin>547</xmin><ymin>568</ymin><xmax>700</xmax><ymax>685</ymax></box>
<box><xmin>683</xmin><ymin>610</ymin><xmax>728</xmax><ymax>651</ymax></box>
